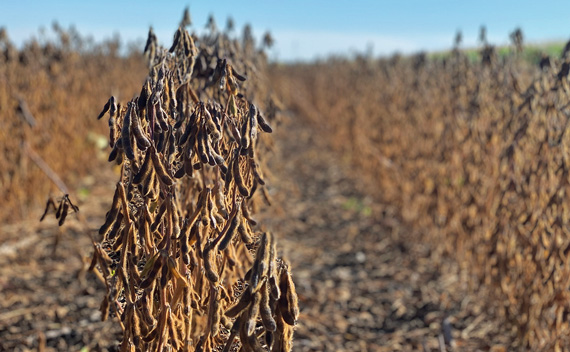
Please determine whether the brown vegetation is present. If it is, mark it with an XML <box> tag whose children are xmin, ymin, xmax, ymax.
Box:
<box><xmin>0</xmin><ymin>25</ymin><xmax>146</xmax><ymax>224</ymax></box>
<box><xmin>272</xmin><ymin>42</ymin><xmax>570</xmax><ymax>350</ymax></box>
<box><xmin>4</xmin><ymin>11</ymin><xmax>570</xmax><ymax>351</ymax></box>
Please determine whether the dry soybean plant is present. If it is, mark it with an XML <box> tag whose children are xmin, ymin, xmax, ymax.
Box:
<box><xmin>89</xmin><ymin>21</ymin><xmax>297</xmax><ymax>351</ymax></box>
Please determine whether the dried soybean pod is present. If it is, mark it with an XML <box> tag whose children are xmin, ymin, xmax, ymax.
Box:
<box><xmin>228</xmin><ymin>94</ymin><xmax>238</xmax><ymax>117</ymax></box>
<box><xmin>226</xmin><ymin>75</ymin><xmax>239</xmax><ymax>96</ymax></box>
<box><xmin>138</xmin><ymin>79</ymin><xmax>151</xmax><ymax>111</ymax></box>
<box><xmin>106</xmin><ymin>213</ymin><xmax>124</xmax><ymax>241</ymax></box>
<box><xmin>210</xmin><ymin>104</ymin><xmax>222</xmax><ymax>132</ymax></box>
<box><xmin>172</xmin><ymin>211</ymin><xmax>181</xmax><ymax>238</ymax></box>
<box><xmin>244</xmin><ymin>267</ymin><xmax>253</xmax><ymax>282</ymax></box>
<box><xmin>108</xmin><ymin>96</ymin><xmax>117</xmax><ymax>119</ymax></box>
<box><xmin>140</xmin><ymin>254</ymin><xmax>163</xmax><ymax>289</ymax></box>
<box><xmin>207</xmin><ymin>285</ymin><xmax>221</xmax><ymax>337</ymax></box>
<box><xmin>268</xmin><ymin>237</ymin><xmax>280</xmax><ymax>299</ymax></box>
<box><xmin>169</xmin><ymin>27</ymin><xmax>181</xmax><ymax>53</ymax></box>
<box><xmin>155</xmin><ymin>128</ymin><xmax>166</xmax><ymax>153</ymax></box>
<box><xmin>225</xmin><ymin>288</ymin><xmax>253</xmax><ymax>318</ymax></box>
<box><xmin>249</xmin><ymin>104</ymin><xmax>258</xmax><ymax>142</ymax></box>
<box><xmin>167</xmin><ymin>309</ymin><xmax>181</xmax><ymax>351</ymax></box>
<box><xmin>151</xmin><ymin>146</ymin><xmax>174</xmax><ymax>186</ymax></box>
<box><xmin>260</xmin><ymin>281</ymin><xmax>277</xmax><ymax>331</ymax></box>
<box><xmin>245</xmin><ymin>290</ymin><xmax>261</xmax><ymax>335</ymax></box>
<box><xmin>242</xmin><ymin>201</ymin><xmax>257</xmax><ymax>226</ymax></box>
<box><xmin>278</xmin><ymin>267</ymin><xmax>299</xmax><ymax>326</ymax></box>
<box><xmin>108</xmin><ymin>139</ymin><xmax>122</xmax><ymax>162</ymax></box>
<box><xmin>55</xmin><ymin>198</ymin><xmax>64</xmax><ymax>219</ymax></box>
<box><xmin>167</xmin><ymin>126</ymin><xmax>176</xmax><ymax>158</ymax></box>
<box><xmin>223</xmin><ymin>152</ymin><xmax>235</xmax><ymax>192</ymax></box>
<box><xmin>133</xmin><ymin>151</ymin><xmax>152</xmax><ymax>184</ymax></box>
<box><xmin>233</xmin><ymin>154</ymin><xmax>249</xmax><ymax>197</ymax></box>
<box><xmin>121</xmin><ymin>103</ymin><xmax>135</xmax><ymax>160</ymax></box>
<box><xmin>210</xmin><ymin>147</ymin><xmax>225</xmax><ymax>167</ymax></box>
<box><xmin>109</xmin><ymin>113</ymin><xmax>117</xmax><ymax>148</ymax></box>
<box><xmin>179</xmin><ymin>113</ymin><xmax>197</xmax><ymax>145</ymax></box>
<box><xmin>58</xmin><ymin>202</ymin><xmax>70</xmax><ymax>226</ymax></box>
<box><xmin>203</xmin><ymin>107</ymin><xmax>220</xmax><ymax>141</ymax></box>
<box><xmin>140</xmin><ymin>295</ymin><xmax>156</xmax><ymax>327</ymax></box>
<box><xmin>203</xmin><ymin>241</ymin><xmax>219</xmax><ymax>283</ymax></box>
<box><xmin>100</xmin><ymin>294</ymin><xmax>110</xmax><ymax>321</ymax></box>
<box><xmin>269</xmin><ymin>275</ymin><xmax>280</xmax><ymax>300</ymax></box>
<box><xmin>140</xmin><ymin>251</ymin><xmax>161</xmax><ymax>278</ymax></box>
<box><xmin>218</xmin><ymin>203</ymin><xmax>242</xmax><ymax>251</ymax></box>
<box><xmin>239</xmin><ymin>316</ymin><xmax>264</xmax><ymax>352</ymax></box>
<box><xmin>240</xmin><ymin>108</ymin><xmax>252</xmax><ymax>150</ymax></box>
<box><xmin>87</xmin><ymin>249</ymin><xmax>99</xmax><ymax>273</ymax></box>
<box><xmin>40</xmin><ymin>198</ymin><xmax>56</xmax><ymax>221</ymax></box>
<box><xmin>183</xmin><ymin>30</ymin><xmax>197</xmax><ymax>57</ymax></box>
<box><xmin>131</xmin><ymin>306</ymin><xmax>142</xmax><ymax>346</ymax></box>
<box><xmin>174</xmin><ymin>161</ymin><xmax>186</xmax><ymax>179</ymax></box>
<box><xmin>150</xmin><ymin>200</ymin><xmax>168</xmax><ymax>232</ymax></box>
<box><xmin>250</xmin><ymin>233</ymin><xmax>270</xmax><ymax>292</ymax></box>
<box><xmin>274</xmin><ymin>320</ymin><xmax>294</xmax><ymax>352</ymax></box>
<box><xmin>247</xmin><ymin>179</ymin><xmax>259</xmax><ymax>199</ymax></box>
<box><xmin>155</xmin><ymin>104</ymin><xmax>169</xmax><ymax>131</ymax></box>
<box><xmin>213</xmin><ymin>182</ymin><xmax>228</xmax><ymax>219</ymax></box>
<box><xmin>163</xmin><ymin>75</ymin><xmax>173</xmax><ymax>115</ymax></box>
<box><xmin>97</xmin><ymin>98</ymin><xmax>111</xmax><ymax>119</ymax></box>
<box><xmin>159</xmin><ymin>261</ymin><xmax>169</xmax><ymax>289</ymax></box>
<box><xmin>182</xmin><ymin>286</ymin><xmax>192</xmax><ymax>343</ymax></box>
<box><xmin>143</xmin><ymin>300</ymin><xmax>167</xmax><ymax>343</ymax></box>
<box><xmin>179</xmin><ymin>220</ymin><xmax>190</xmax><ymax>265</ymax></box>
<box><xmin>200</xmin><ymin>187</ymin><xmax>212</xmax><ymax>226</ymax></box>
<box><xmin>142</xmin><ymin>170</ymin><xmax>157</xmax><ymax>197</ymax></box>
<box><xmin>175</xmin><ymin>81</ymin><xmax>188</xmax><ymax>105</ymax></box>
<box><xmin>131</xmin><ymin>103</ymin><xmax>151</xmax><ymax>150</ymax></box>
<box><xmin>256</xmin><ymin>110</ymin><xmax>273</xmax><ymax>133</ymax></box>
<box><xmin>238</xmin><ymin>221</ymin><xmax>253</xmax><ymax>244</ymax></box>
<box><xmin>194</xmin><ymin>186</ymin><xmax>208</xmax><ymax>217</ymax></box>
<box><xmin>250</xmin><ymin>160</ymin><xmax>265</xmax><ymax>185</ymax></box>
<box><xmin>196</xmin><ymin>128</ymin><xmax>210</xmax><ymax>164</ymax></box>
<box><xmin>184</xmin><ymin>151</ymin><xmax>194</xmax><ymax>177</ymax></box>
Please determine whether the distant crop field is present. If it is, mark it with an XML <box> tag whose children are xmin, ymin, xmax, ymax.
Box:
<box><xmin>272</xmin><ymin>35</ymin><xmax>570</xmax><ymax>350</ymax></box>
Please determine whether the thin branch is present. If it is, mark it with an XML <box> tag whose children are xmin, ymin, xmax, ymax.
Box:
<box><xmin>22</xmin><ymin>141</ymin><xmax>69</xmax><ymax>194</ymax></box>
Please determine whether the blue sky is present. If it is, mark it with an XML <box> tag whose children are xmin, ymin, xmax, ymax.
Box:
<box><xmin>2</xmin><ymin>1</ymin><xmax>570</xmax><ymax>61</ymax></box>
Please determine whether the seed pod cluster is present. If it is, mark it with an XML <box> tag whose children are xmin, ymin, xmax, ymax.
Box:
<box><xmin>89</xmin><ymin>13</ymin><xmax>295</xmax><ymax>352</ymax></box>
<box><xmin>223</xmin><ymin>233</ymin><xmax>297</xmax><ymax>351</ymax></box>
<box><xmin>40</xmin><ymin>194</ymin><xmax>79</xmax><ymax>226</ymax></box>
